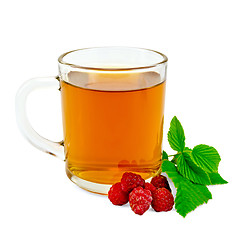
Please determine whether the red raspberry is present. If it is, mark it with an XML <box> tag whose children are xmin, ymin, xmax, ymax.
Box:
<box><xmin>129</xmin><ymin>187</ymin><xmax>152</xmax><ymax>215</ymax></box>
<box><xmin>151</xmin><ymin>175</ymin><xmax>171</xmax><ymax>192</ymax></box>
<box><xmin>108</xmin><ymin>182</ymin><xmax>129</xmax><ymax>206</ymax></box>
<box><xmin>144</xmin><ymin>182</ymin><xmax>157</xmax><ymax>193</ymax></box>
<box><xmin>151</xmin><ymin>188</ymin><xmax>174</xmax><ymax>212</ymax></box>
<box><xmin>121</xmin><ymin>172</ymin><xmax>145</xmax><ymax>193</ymax></box>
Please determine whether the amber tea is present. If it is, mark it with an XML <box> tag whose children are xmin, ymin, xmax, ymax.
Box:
<box><xmin>61</xmin><ymin>71</ymin><xmax>166</xmax><ymax>185</ymax></box>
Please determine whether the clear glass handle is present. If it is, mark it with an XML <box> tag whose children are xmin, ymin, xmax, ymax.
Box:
<box><xmin>15</xmin><ymin>76</ymin><xmax>65</xmax><ymax>160</ymax></box>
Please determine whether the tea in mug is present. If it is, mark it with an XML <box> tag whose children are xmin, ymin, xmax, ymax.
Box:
<box><xmin>60</xmin><ymin>71</ymin><xmax>166</xmax><ymax>184</ymax></box>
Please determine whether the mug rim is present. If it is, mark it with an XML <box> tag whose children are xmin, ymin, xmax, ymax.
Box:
<box><xmin>58</xmin><ymin>46</ymin><xmax>168</xmax><ymax>71</ymax></box>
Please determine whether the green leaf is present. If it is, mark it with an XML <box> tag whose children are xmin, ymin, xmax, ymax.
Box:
<box><xmin>162</xmin><ymin>151</ymin><xmax>168</xmax><ymax>160</ymax></box>
<box><xmin>162</xmin><ymin>161</ymin><xmax>212</xmax><ymax>217</ymax></box>
<box><xmin>192</xmin><ymin>144</ymin><xmax>221</xmax><ymax>173</ymax></box>
<box><xmin>175</xmin><ymin>179</ymin><xmax>212</xmax><ymax>217</ymax></box>
<box><xmin>207</xmin><ymin>172</ymin><xmax>228</xmax><ymax>185</ymax></box>
<box><xmin>177</xmin><ymin>152</ymin><xmax>211</xmax><ymax>185</ymax></box>
<box><xmin>167</xmin><ymin>116</ymin><xmax>185</xmax><ymax>152</ymax></box>
<box><xmin>184</xmin><ymin>147</ymin><xmax>192</xmax><ymax>152</ymax></box>
<box><xmin>161</xmin><ymin>160</ymin><xmax>182</xmax><ymax>188</ymax></box>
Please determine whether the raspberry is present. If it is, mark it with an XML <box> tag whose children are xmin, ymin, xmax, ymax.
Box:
<box><xmin>151</xmin><ymin>175</ymin><xmax>171</xmax><ymax>192</ymax></box>
<box><xmin>129</xmin><ymin>187</ymin><xmax>152</xmax><ymax>215</ymax></box>
<box><xmin>144</xmin><ymin>182</ymin><xmax>157</xmax><ymax>193</ymax></box>
<box><xmin>151</xmin><ymin>188</ymin><xmax>174</xmax><ymax>212</ymax></box>
<box><xmin>108</xmin><ymin>182</ymin><xmax>129</xmax><ymax>206</ymax></box>
<box><xmin>121</xmin><ymin>172</ymin><xmax>145</xmax><ymax>193</ymax></box>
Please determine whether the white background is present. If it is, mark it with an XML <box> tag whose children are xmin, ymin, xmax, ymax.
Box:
<box><xmin>1</xmin><ymin>0</ymin><xmax>239</xmax><ymax>239</ymax></box>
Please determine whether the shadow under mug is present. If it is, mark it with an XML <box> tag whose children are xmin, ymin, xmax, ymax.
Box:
<box><xmin>15</xmin><ymin>47</ymin><xmax>168</xmax><ymax>194</ymax></box>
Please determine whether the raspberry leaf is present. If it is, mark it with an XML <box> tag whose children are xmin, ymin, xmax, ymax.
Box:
<box><xmin>207</xmin><ymin>172</ymin><xmax>228</xmax><ymax>185</ymax></box>
<box><xmin>161</xmin><ymin>117</ymin><xmax>227</xmax><ymax>217</ymax></box>
<box><xmin>192</xmin><ymin>144</ymin><xmax>221</xmax><ymax>173</ymax></box>
<box><xmin>161</xmin><ymin>160</ymin><xmax>182</xmax><ymax>188</ymax></box>
<box><xmin>184</xmin><ymin>147</ymin><xmax>192</xmax><ymax>152</ymax></box>
<box><xmin>175</xmin><ymin>179</ymin><xmax>212</xmax><ymax>217</ymax></box>
<box><xmin>162</xmin><ymin>151</ymin><xmax>168</xmax><ymax>160</ymax></box>
<box><xmin>162</xmin><ymin>161</ymin><xmax>212</xmax><ymax>217</ymax></box>
<box><xmin>177</xmin><ymin>152</ymin><xmax>211</xmax><ymax>185</ymax></box>
<box><xmin>167</xmin><ymin>116</ymin><xmax>185</xmax><ymax>152</ymax></box>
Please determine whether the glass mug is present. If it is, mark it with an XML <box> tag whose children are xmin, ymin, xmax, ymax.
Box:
<box><xmin>16</xmin><ymin>47</ymin><xmax>168</xmax><ymax>194</ymax></box>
